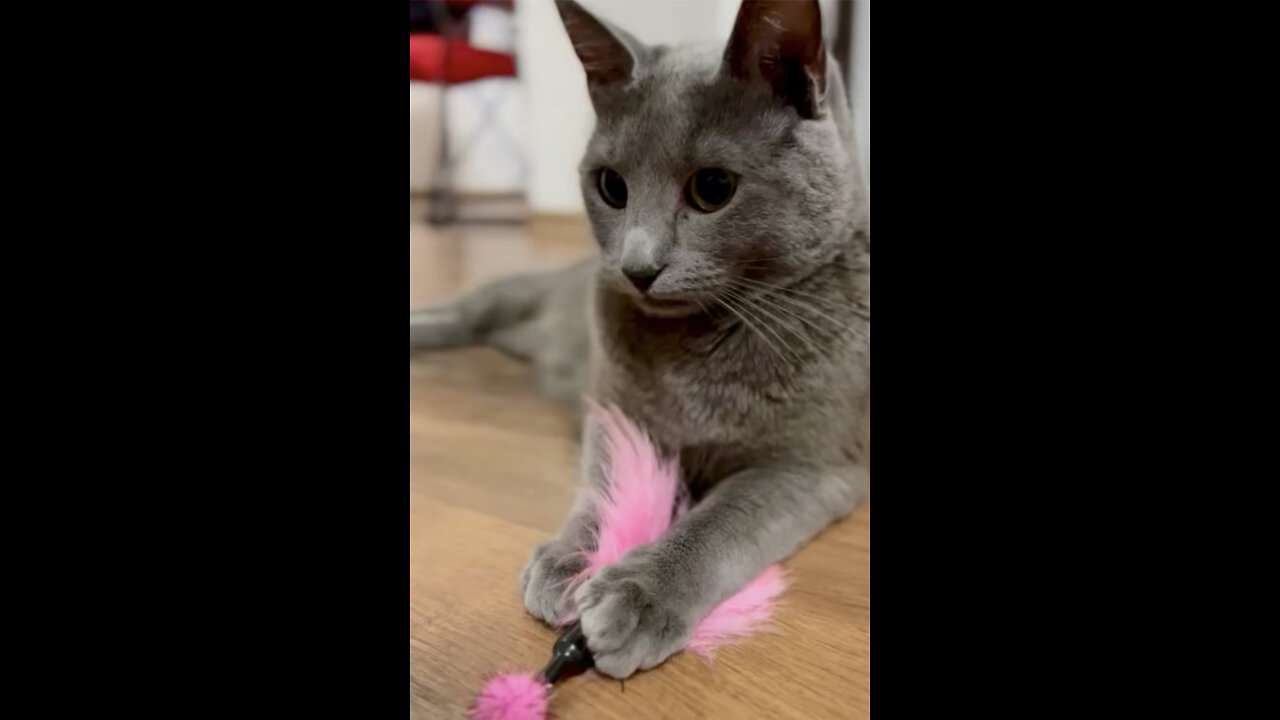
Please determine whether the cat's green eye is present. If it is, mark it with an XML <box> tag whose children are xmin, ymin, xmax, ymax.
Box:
<box><xmin>598</xmin><ymin>168</ymin><xmax>628</xmax><ymax>209</ymax></box>
<box><xmin>686</xmin><ymin>169</ymin><xmax>737</xmax><ymax>213</ymax></box>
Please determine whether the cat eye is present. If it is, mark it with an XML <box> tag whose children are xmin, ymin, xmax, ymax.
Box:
<box><xmin>686</xmin><ymin>169</ymin><xmax>738</xmax><ymax>213</ymax></box>
<box><xmin>598</xmin><ymin>168</ymin><xmax>628</xmax><ymax>209</ymax></box>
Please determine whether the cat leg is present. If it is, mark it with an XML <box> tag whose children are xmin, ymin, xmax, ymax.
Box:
<box><xmin>488</xmin><ymin>321</ymin><xmax>540</xmax><ymax>362</ymax></box>
<box><xmin>574</xmin><ymin>462</ymin><xmax>868</xmax><ymax>678</ymax></box>
<box><xmin>518</xmin><ymin>419</ymin><xmax>613</xmax><ymax>623</ymax></box>
<box><xmin>410</xmin><ymin>305</ymin><xmax>473</xmax><ymax>350</ymax></box>
<box><xmin>410</xmin><ymin>271</ymin><xmax>554</xmax><ymax>352</ymax></box>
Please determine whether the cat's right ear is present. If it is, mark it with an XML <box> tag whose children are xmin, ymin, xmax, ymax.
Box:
<box><xmin>723</xmin><ymin>0</ymin><xmax>828</xmax><ymax>119</ymax></box>
<box><xmin>555</xmin><ymin>0</ymin><xmax>642</xmax><ymax>99</ymax></box>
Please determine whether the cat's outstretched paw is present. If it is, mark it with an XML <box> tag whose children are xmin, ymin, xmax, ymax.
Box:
<box><xmin>573</xmin><ymin>550</ymin><xmax>691</xmax><ymax>678</ymax></box>
<box><xmin>519</xmin><ymin>540</ymin><xmax>587</xmax><ymax>624</ymax></box>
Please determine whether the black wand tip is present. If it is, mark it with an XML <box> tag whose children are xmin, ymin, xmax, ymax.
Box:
<box><xmin>539</xmin><ymin>621</ymin><xmax>595</xmax><ymax>685</ymax></box>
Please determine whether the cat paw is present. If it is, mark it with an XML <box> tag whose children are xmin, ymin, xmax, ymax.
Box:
<box><xmin>573</xmin><ymin>552</ymin><xmax>691</xmax><ymax>678</ymax></box>
<box><xmin>519</xmin><ymin>540</ymin><xmax>587</xmax><ymax>624</ymax></box>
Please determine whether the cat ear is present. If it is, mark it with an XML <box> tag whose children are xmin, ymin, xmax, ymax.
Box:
<box><xmin>723</xmin><ymin>0</ymin><xmax>828</xmax><ymax>119</ymax></box>
<box><xmin>555</xmin><ymin>0</ymin><xmax>643</xmax><ymax>97</ymax></box>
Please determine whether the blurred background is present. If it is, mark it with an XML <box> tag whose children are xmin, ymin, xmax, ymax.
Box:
<box><xmin>409</xmin><ymin>0</ymin><xmax>869</xmax><ymax>225</ymax></box>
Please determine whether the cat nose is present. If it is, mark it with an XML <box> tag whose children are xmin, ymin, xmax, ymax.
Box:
<box><xmin>624</xmin><ymin>266</ymin><xmax>665</xmax><ymax>293</ymax></box>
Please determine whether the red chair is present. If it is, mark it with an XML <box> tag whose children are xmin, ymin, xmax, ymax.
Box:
<box><xmin>410</xmin><ymin>0</ymin><xmax>519</xmax><ymax>223</ymax></box>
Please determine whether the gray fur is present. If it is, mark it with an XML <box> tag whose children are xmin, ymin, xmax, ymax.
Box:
<box><xmin>411</xmin><ymin>0</ymin><xmax>869</xmax><ymax>679</ymax></box>
<box><xmin>410</xmin><ymin>260</ymin><xmax>592</xmax><ymax>407</ymax></box>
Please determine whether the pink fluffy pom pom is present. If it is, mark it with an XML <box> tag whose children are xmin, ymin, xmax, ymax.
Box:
<box><xmin>469</xmin><ymin>673</ymin><xmax>549</xmax><ymax>720</ymax></box>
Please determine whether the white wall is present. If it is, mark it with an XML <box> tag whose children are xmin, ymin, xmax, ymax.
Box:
<box><xmin>853</xmin><ymin>1</ymin><xmax>869</xmax><ymax>185</ymax></box>
<box><xmin>517</xmin><ymin>0</ymin><xmax>593</xmax><ymax>214</ymax></box>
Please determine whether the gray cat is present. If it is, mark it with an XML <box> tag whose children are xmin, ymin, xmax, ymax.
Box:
<box><xmin>410</xmin><ymin>0</ymin><xmax>869</xmax><ymax>679</ymax></box>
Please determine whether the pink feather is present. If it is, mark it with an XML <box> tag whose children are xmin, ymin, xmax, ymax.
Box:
<box><xmin>581</xmin><ymin>404</ymin><xmax>682</xmax><ymax>576</ymax></box>
<box><xmin>469</xmin><ymin>673</ymin><xmax>549</xmax><ymax>720</ymax></box>
<box><xmin>580</xmin><ymin>404</ymin><xmax>786</xmax><ymax>655</ymax></box>
<box><xmin>688</xmin><ymin>565</ymin><xmax>788</xmax><ymax>657</ymax></box>
<box><xmin>474</xmin><ymin>407</ymin><xmax>786</xmax><ymax>717</ymax></box>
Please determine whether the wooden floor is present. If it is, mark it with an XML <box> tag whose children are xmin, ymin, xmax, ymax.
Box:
<box><xmin>410</xmin><ymin>210</ymin><xmax>871</xmax><ymax>719</ymax></box>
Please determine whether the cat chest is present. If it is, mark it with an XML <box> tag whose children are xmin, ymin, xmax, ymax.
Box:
<box><xmin>614</xmin><ymin>358</ymin><xmax>803</xmax><ymax>448</ymax></box>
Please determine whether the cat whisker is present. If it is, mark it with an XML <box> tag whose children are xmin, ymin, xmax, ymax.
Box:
<box><xmin>727</xmin><ymin>279</ymin><xmax>856</xmax><ymax>332</ymax></box>
<box><xmin>730</xmin><ymin>276</ymin><xmax>871</xmax><ymax>323</ymax></box>
<box><xmin>730</xmin><ymin>276</ymin><xmax>849</xmax><ymax>309</ymax></box>
<box><xmin>723</xmin><ymin>292</ymin><xmax>805</xmax><ymax>363</ymax></box>
<box><xmin>712</xmin><ymin>294</ymin><xmax>793</xmax><ymax>364</ymax></box>
<box><xmin>728</xmin><ymin>283</ymin><xmax>845</xmax><ymax>339</ymax></box>
<box><xmin>721</xmin><ymin>286</ymin><xmax>822</xmax><ymax>359</ymax></box>
<box><xmin>729</xmin><ymin>256</ymin><xmax>792</xmax><ymax>266</ymax></box>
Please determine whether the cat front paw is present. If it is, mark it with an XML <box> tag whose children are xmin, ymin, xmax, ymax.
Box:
<box><xmin>573</xmin><ymin>550</ymin><xmax>691</xmax><ymax>679</ymax></box>
<box><xmin>519</xmin><ymin>540</ymin><xmax>587</xmax><ymax>624</ymax></box>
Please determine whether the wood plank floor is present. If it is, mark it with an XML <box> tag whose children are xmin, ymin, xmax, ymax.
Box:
<box><xmin>410</xmin><ymin>215</ymin><xmax>871</xmax><ymax>719</ymax></box>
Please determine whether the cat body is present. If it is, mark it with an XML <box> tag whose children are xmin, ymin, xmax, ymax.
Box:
<box><xmin>411</xmin><ymin>0</ymin><xmax>868</xmax><ymax>679</ymax></box>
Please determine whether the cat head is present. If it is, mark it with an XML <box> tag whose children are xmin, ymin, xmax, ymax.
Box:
<box><xmin>556</xmin><ymin>0</ymin><xmax>860</xmax><ymax>317</ymax></box>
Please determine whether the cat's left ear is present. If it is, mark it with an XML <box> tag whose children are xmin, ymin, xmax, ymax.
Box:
<box><xmin>723</xmin><ymin>0</ymin><xmax>828</xmax><ymax>119</ymax></box>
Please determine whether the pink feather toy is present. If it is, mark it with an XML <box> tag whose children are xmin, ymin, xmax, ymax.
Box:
<box><xmin>470</xmin><ymin>405</ymin><xmax>787</xmax><ymax>720</ymax></box>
